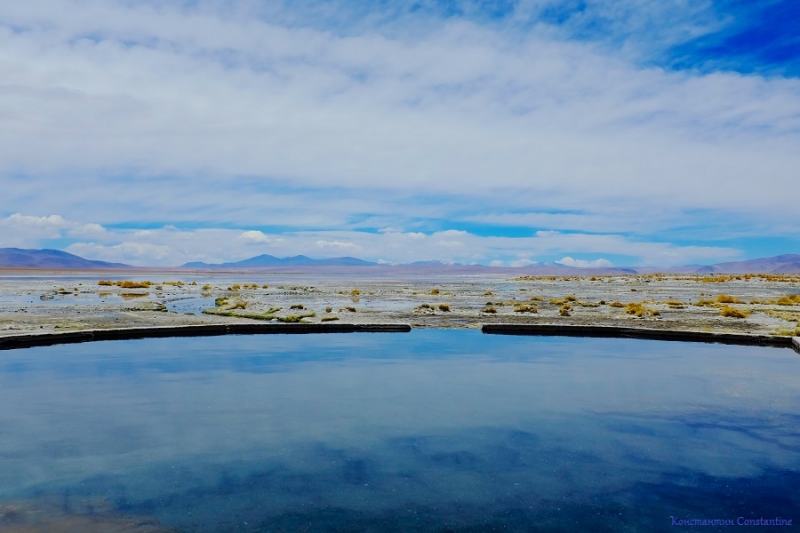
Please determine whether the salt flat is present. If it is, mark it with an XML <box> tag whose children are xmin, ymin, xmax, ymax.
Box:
<box><xmin>0</xmin><ymin>270</ymin><xmax>798</xmax><ymax>339</ymax></box>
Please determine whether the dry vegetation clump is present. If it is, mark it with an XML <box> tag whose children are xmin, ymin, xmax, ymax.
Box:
<box><xmin>719</xmin><ymin>306</ymin><xmax>750</xmax><ymax>319</ymax></box>
<box><xmin>228</xmin><ymin>284</ymin><xmax>241</xmax><ymax>291</ymax></box>
<box><xmin>321</xmin><ymin>316</ymin><xmax>340</xmax><ymax>322</ymax></box>
<box><xmin>117</xmin><ymin>281</ymin><xmax>151</xmax><ymax>289</ymax></box>
<box><xmin>514</xmin><ymin>303</ymin><xmax>537</xmax><ymax>313</ymax></box>
<box><xmin>201</xmin><ymin>284</ymin><xmax>212</xmax><ymax>291</ymax></box>
<box><xmin>98</xmin><ymin>280</ymin><xmax>113</xmax><ymax>286</ymax></box>
<box><xmin>608</xmin><ymin>301</ymin><xmax>624</xmax><ymax>308</ymax></box>
<box><xmin>290</xmin><ymin>304</ymin><xmax>305</xmax><ymax>310</ymax></box>
<box><xmin>484</xmin><ymin>291</ymin><xmax>493</xmax><ymax>296</ymax></box>
<box><xmin>215</xmin><ymin>297</ymin><xmax>229</xmax><ymax>307</ymax></box>
<box><xmin>693</xmin><ymin>299</ymin><xmax>718</xmax><ymax>307</ymax></box>
<box><xmin>430</xmin><ymin>289</ymin><xmax>440</xmax><ymax>295</ymax></box>
<box><xmin>775</xmin><ymin>294</ymin><xmax>800</xmax><ymax>306</ymax></box>
<box><xmin>664</xmin><ymin>299</ymin><xmax>687</xmax><ymax>309</ymax></box>
<box><xmin>438</xmin><ymin>304</ymin><xmax>451</xmax><ymax>312</ymax></box>
<box><xmin>482</xmin><ymin>305</ymin><xmax>497</xmax><ymax>314</ymax></box>
<box><xmin>351</xmin><ymin>289</ymin><xmax>360</xmax><ymax>296</ymax></box>
<box><xmin>262</xmin><ymin>285</ymin><xmax>269</xmax><ymax>289</ymax></box>
<box><xmin>559</xmin><ymin>304</ymin><xmax>572</xmax><ymax>316</ymax></box>
<box><xmin>120</xmin><ymin>293</ymin><xmax>148</xmax><ymax>299</ymax></box>
<box><xmin>415</xmin><ymin>303</ymin><xmax>434</xmax><ymax>313</ymax></box>
<box><xmin>716</xmin><ymin>294</ymin><xmax>743</xmax><ymax>304</ymax></box>
<box><xmin>325</xmin><ymin>306</ymin><xmax>333</xmax><ymax>313</ymax></box>
<box><xmin>549</xmin><ymin>296</ymin><xmax>577</xmax><ymax>305</ymax></box>
<box><xmin>576</xmin><ymin>301</ymin><xmax>600</xmax><ymax>307</ymax></box>
<box><xmin>341</xmin><ymin>306</ymin><xmax>357</xmax><ymax>312</ymax></box>
<box><xmin>163</xmin><ymin>281</ymin><xmax>184</xmax><ymax>286</ymax></box>
<box><xmin>529</xmin><ymin>296</ymin><xmax>544</xmax><ymax>302</ymax></box>
<box><xmin>624</xmin><ymin>302</ymin><xmax>660</xmax><ymax>318</ymax></box>
<box><xmin>229</xmin><ymin>301</ymin><xmax>247</xmax><ymax>310</ymax></box>
<box><xmin>761</xmin><ymin>309</ymin><xmax>800</xmax><ymax>322</ymax></box>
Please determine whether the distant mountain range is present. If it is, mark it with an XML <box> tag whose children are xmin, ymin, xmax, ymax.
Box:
<box><xmin>0</xmin><ymin>248</ymin><xmax>129</xmax><ymax>269</ymax></box>
<box><xmin>1</xmin><ymin>248</ymin><xmax>798</xmax><ymax>273</ymax></box>
<box><xmin>183</xmin><ymin>254</ymin><xmax>376</xmax><ymax>268</ymax></box>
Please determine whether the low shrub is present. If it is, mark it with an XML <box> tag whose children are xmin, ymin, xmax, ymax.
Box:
<box><xmin>98</xmin><ymin>280</ymin><xmax>113</xmax><ymax>286</ymax></box>
<box><xmin>321</xmin><ymin>316</ymin><xmax>340</xmax><ymax>322</ymax></box>
<box><xmin>776</xmin><ymin>294</ymin><xmax>800</xmax><ymax>306</ymax></box>
<box><xmin>290</xmin><ymin>304</ymin><xmax>305</xmax><ymax>309</ymax></box>
<box><xmin>430</xmin><ymin>289</ymin><xmax>440</xmax><ymax>295</ymax></box>
<box><xmin>438</xmin><ymin>304</ymin><xmax>451</xmax><ymax>312</ymax></box>
<box><xmin>202</xmin><ymin>284</ymin><xmax>212</xmax><ymax>291</ymax></box>
<box><xmin>716</xmin><ymin>294</ymin><xmax>743</xmax><ymax>304</ymax></box>
<box><xmin>118</xmin><ymin>281</ymin><xmax>150</xmax><ymax>289</ymax></box>
<box><xmin>341</xmin><ymin>306</ymin><xmax>357</xmax><ymax>312</ymax></box>
<box><xmin>559</xmin><ymin>305</ymin><xmax>572</xmax><ymax>317</ymax></box>
<box><xmin>609</xmin><ymin>301</ymin><xmax>624</xmax><ymax>308</ymax></box>
<box><xmin>720</xmin><ymin>306</ymin><xmax>749</xmax><ymax>318</ymax></box>
<box><xmin>482</xmin><ymin>306</ymin><xmax>497</xmax><ymax>314</ymax></box>
<box><xmin>514</xmin><ymin>304</ymin><xmax>537</xmax><ymax>313</ymax></box>
<box><xmin>325</xmin><ymin>306</ymin><xmax>333</xmax><ymax>313</ymax></box>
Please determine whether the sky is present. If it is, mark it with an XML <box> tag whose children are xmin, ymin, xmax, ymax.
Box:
<box><xmin>1</xmin><ymin>0</ymin><xmax>798</xmax><ymax>267</ymax></box>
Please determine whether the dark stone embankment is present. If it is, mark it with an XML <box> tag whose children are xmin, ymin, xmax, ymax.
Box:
<box><xmin>0</xmin><ymin>323</ymin><xmax>412</xmax><ymax>350</ymax></box>
<box><xmin>483</xmin><ymin>323</ymin><xmax>797</xmax><ymax>349</ymax></box>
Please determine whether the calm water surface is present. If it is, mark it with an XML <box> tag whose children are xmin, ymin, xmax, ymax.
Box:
<box><xmin>0</xmin><ymin>331</ymin><xmax>799</xmax><ymax>532</ymax></box>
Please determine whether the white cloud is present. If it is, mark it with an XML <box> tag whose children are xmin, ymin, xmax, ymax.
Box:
<box><xmin>556</xmin><ymin>257</ymin><xmax>614</xmax><ymax>268</ymax></box>
<box><xmin>238</xmin><ymin>230</ymin><xmax>272</xmax><ymax>244</ymax></box>
<box><xmin>67</xmin><ymin>242</ymin><xmax>172</xmax><ymax>262</ymax></box>
<box><xmin>0</xmin><ymin>2</ymin><xmax>797</xmax><ymax>261</ymax></box>
<box><xmin>509</xmin><ymin>258</ymin><xmax>538</xmax><ymax>268</ymax></box>
<box><xmin>315</xmin><ymin>240</ymin><xmax>360</xmax><ymax>250</ymax></box>
<box><xmin>0</xmin><ymin>0</ymin><xmax>797</xmax><ymax>232</ymax></box>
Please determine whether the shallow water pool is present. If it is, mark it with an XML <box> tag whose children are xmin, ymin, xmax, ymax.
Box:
<box><xmin>0</xmin><ymin>331</ymin><xmax>798</xmax><ymax>531</ymax></box>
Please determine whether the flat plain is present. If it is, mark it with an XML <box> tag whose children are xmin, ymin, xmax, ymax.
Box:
<box><xmin>1</xmin><ymin>270</ymin><xmax>798</xmax><ymax>338</ymax></box>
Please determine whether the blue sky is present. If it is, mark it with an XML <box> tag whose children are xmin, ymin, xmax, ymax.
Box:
<box><xmin>0</xmin><ymin>0</ymin><xmax>798</xmax><ymax>266</ymax></box>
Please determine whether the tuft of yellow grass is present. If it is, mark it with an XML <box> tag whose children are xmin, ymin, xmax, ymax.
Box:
<box><xmin>290</xmin><ymin>304</ymin><xmax>305</xmax><ymax>310</ymax></box>
<box><xmin>325</xmin><ymin>306</ymin><xmax>333</xmax><ymax>313</ymax></box>
<box><xmin>98</xmin><ymin>280</ymin><xmax>113</xmax><ymax>286</ymax></box>
<box><xmin>202</xmin><ymin>284</ymin><xmax>212</xmax><ymax>291</ymax></box>
<box><xmin>118</xmin><ymin>281</ymin><xmax>150</xmax><ymax>289</ymax></box>
<box><xmin>716</xmin><ymin>294</ymin><xmax>743</xmax><ymax>304</ymax></box>
<box><xmin>321</xmin><ymin>316</ymin><xmax>339</xmax><ymax>322</ymax></box>
<box><xmin>482</xmin><ymin>306</ymin><xmax>497</xmax><ymax>314</ymax></box>
<box><xmin>624</xmin><ymin>302</ymin><xmax>660</xmax><ymax>318</ymax></box>
<box><xmin>430</xmin><ymin>289</ymin><xmax>440</xmax><ymax>295</ymax></box>
<box><xmin>438</xmin><ymin>304</ymin><xmax>450</xmax><ymax>312</ymax></box>
<box><xmin>776</xmin><ymin>294</ymin><xmax>800</xmax><ymax>306</ymax></box>
<box><xmin>514</xmin><ymin>304</ymin><xmax>537</xmax><ymax>313</ymax></box>
<box><xmin>341</xmin><ymin>306</ymin><xmax>357</xmax><ymax>312</ymax></box>
<box><xmin>608</xmin><ymin>301</ymin><xmax>624</xmax><ymax>308</ymax></box>
<box><xmin>720</xmin><ymin>306</ymin><xmax>749</xmax><ymax>319</ymax></box>
<box><xmin>559</xmin><ymin>304</ymin><xmax>572</xmax><ymax>316</ymax></box>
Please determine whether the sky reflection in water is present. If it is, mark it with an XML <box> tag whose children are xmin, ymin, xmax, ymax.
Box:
<box><xmin>0</xmin><ymin>331</ymin><xmax>798</xmax><ymax>532</ymax></box>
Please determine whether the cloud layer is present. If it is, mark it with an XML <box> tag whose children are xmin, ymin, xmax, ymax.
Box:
<box><xmin>0</xmin><ymin>1</ymin><xmax>798</xmax><ymax>265</ymax></box>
